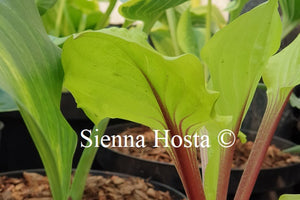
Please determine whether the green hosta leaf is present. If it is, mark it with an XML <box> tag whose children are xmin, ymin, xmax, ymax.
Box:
<box><xmin>119</xmin><ymin>0</ymin><xmax>188</xmax><ymax>32</ymax></box>
<box><xmin>62</xmin><ymin>28</ymin><xmax>217</xmax><ymax>133</ymax></box>
<box><xmin>0</xmin><ymin>89</ymin><xmax>18</xmax><ymax>112</ymax></box>
<box><xmin>201</xmin><ymin>1</ymin><xmax>281</xmax><ymax>199</ymax></box>
<box><xmin>227</xmin><ymin>0</ymin><xmax>250</xmax><ymax>22</ymax></box>
<box><xmin>62</xmin><ymin>27</ymin><xmax>218</xmax><ymax>199</ymax></box>
<box><xmin>279</xmin><ymin>194</ymin><xmax>300</xmax><ymax>200</ymax></box>
<box><xmin>201</xmin><ymin>0</ymin><xmax>281</xmax><ymax>127</ymax></box>
<box><xmin>263</xmin><ymin>35</ymin><xmax>300</xmax><ymax>105</ymax></box>
<box><xmin>280</xmin><ymin>0</ymin><xmax>300</xmax><ymax>38</ymax></box>
<box><xmin>35</xmin><ymin>0</ymin><xmax>57</xmax><ymax>15</ymax></box>
<box><xmin>177</xmin><ymin>8</ymin><xmax>205</xmax><ymax>57</ymax></box>
<box><xmin>0</xmin><ymin>1</ymin><xmax>76</xmax><ymax>199</ymax></box>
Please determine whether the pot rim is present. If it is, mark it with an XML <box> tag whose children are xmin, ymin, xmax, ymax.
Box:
<box><xmin>0</xmin><ymin>168</ymin><xmax>186</xmax><ymax>199</ymax></box>
<box><xmin>0</xmin><ymin>121</ymin><xmax>4</xmax><ymax>130</ymax></box>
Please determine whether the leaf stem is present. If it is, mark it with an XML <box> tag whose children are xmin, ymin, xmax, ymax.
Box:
<box><xmin>166</xmin><ymin>8</ymin><xmax>181</xmax><ymax>56</ymax></box>
<box><xmin>54</xmin><ymin>0</ymin><xmax>67</xmax><ymax>36</ymax></box>
<box><xmin>63</xmin><ymin>5</ymin><xmax>76</xmax><ymax>34</ymax></box>
<box><xmin>69</xmin><ymin>118</ymin><xmax>110</xmax><ymax>200</ymax></box>
<box><xmin>78</xmin><ymin>14</ymin><xmax>87</xmax><ymax>33</ymax></box>
<box><xmin>216</xmin><ymin>102</ymin><xmax>248</xmax><ymax>200</ymax></box>
<box><xmin>140</xmin><ymin>73</ymin><xmax>206</xmax><ymax>200</ymax></box>
<box><xmin>205</xmin><ymin>0</ymin><xmax>212</xmax><ymax>44</ymax></box>
<box><xmin>96</xmin><ymin>0</ymin><xmax>117</xmax><ymax>30</ymax></box>
<box><xmin>234</xmin><ymin>91</ymin><xmax>292</xmax><ymax>200</ymax></box>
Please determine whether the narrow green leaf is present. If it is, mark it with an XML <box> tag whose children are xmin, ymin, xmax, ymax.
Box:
<box><xmin>70</xmin><ymin>118</ymin><xmax>109</xmax><ymax>200</ymax></box>
<box><xmin>0</xmin><ymin>88</ymin><xmax>18</xmax><ymax>112</ymax></box>
<box><xmin>62</xmin><ymin>27</ymin><xmax>217</xmax><ymax>199</ymax></box>
<box><xmin>35</xmin><ymin>0</ymin><xmax>57</xmax><ymax>15</ymax></box>
<box><xmin>280</xmin><ymin>194</ymin><xmax>300</xmax><ymax>200</ymax></box>
<box><xmin>263</xmin><ymin>35</ymin><xmax>300</xmax><ymax>96</ymax></box>
<box><xmin>119</xmin><ymin>0</ymin><xmax>188</xmax><ymax>32</ymax></box>
<box><xmin>0</xmin><ymin>1</ymin><xmax>77</xmax><ymax>199</ymax></box>
<box><xmin>283</xmin><ymin>145</ymin><xmax>300</xmax><ymax>153</ymax></box>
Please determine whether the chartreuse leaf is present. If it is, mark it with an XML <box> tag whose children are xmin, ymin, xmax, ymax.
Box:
<box><xmin>119</xmin><ymin>0</ymin><xmax>188</xmax><ymax>33</ymax></box>
<box><xmin>0</xmin><ymin>89</ymin><xmax>18</xmax><ymax>112</ymax></box>
<box><xmin>266</xmin><ymin>34</ymin><xmax>300</xmax><ymax>78</ymax></box>
<box><xmin>35</xmin><ymin>0</ymin><xmax>57</xmax><ymax>15</ymax></box>
<box><xmin>280</xmin><ymin>195</ymin><xmax>300</xmax><ymax>200</ymax></box>
<box><xmin>62</xmin><ymin>27</ymin><xmax>218</xmax><ymax>199</ymax></box>
<box><xmin>0</xmin><ymin>1</ymin><xmax>77</xmax><ymax>199</ymax></box>
<box><xmin>279</xmin><ymin>0</ymin><xmax>300</xmax><ymax>38</ymax></box>
<box><xmin>201</xmin><ymin>0</ymin><xmax>281</xmax><ymax>128</ymax></box>
<box><xmin>263</xmin><ymin>35</ymin><xmax>300</xmax><ymax>105</ymax></box>
<box><xmin>177</xmin><ymin>7</ymin><xmax>205</xmax><ymax>57</ymax></box>
<box><xmin>235</xmin><ymin>35</ymin><xmax>300</xmax><ymax>200</ymax></box>
<box><xmin>201</xmin><ymin>0</ymin><xmax>281</xmax><ymax>199</ymax></box>
<box><xmin>150</xmin><ymin>23</ymin><xmax>176</xmax><ymax>56</ymax></box>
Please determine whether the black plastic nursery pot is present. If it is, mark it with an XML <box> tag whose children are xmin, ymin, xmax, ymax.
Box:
<box><xmin>0</xmin><ymin>93</ymin><xmax>94</xmax><ymax>172</ymax></box>
<box><xmin>0</xmin><ymin>92</ymin><xmax>128</xmax><ymax>172</ymax></box>
<box><xmin>96</xmin><ymin>123</ymin><xmax>300</xmax><ymax>199</ymax></box>
<box><xmin>0</xmin><ymin>169</ymin><xmax>186</xmax><ymax>200</ymax></box>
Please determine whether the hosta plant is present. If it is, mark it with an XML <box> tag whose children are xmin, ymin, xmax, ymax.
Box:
<box><xmin>62</xmin><ymin>0</ymin><xmax>300</xmax><ymax>200</ymax></box>
<box><xmin>1</xmin><ymin>0</ymin><xmax>300</xmax><ymax>200</ymax></box>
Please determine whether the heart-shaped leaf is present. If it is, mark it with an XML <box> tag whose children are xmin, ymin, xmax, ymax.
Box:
<box><xmin>62</xmin><ymin>27</ymin><xmax>218</xmax><ymax>199</ymax></box>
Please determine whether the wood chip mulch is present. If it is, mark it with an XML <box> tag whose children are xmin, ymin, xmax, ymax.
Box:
<box><xmin>0</xmin><ymin>172</ymin><xmax>174</xmax><ymax>200</ymax></box>
<box><xmin>110</xmin><ymin>126</ymin><xmax>300</xmax><ymax>169</ymax></box>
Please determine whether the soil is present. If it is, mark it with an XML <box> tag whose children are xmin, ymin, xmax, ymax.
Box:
<box><xmin>0</xmin><ymin>172</ymin><xmax>175</xmax><ymax>200</ymax></box>
<box><xmin>110</xmin><ymin>126</ymin><xmax>300</xmax><ymax>169</ymax></box>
